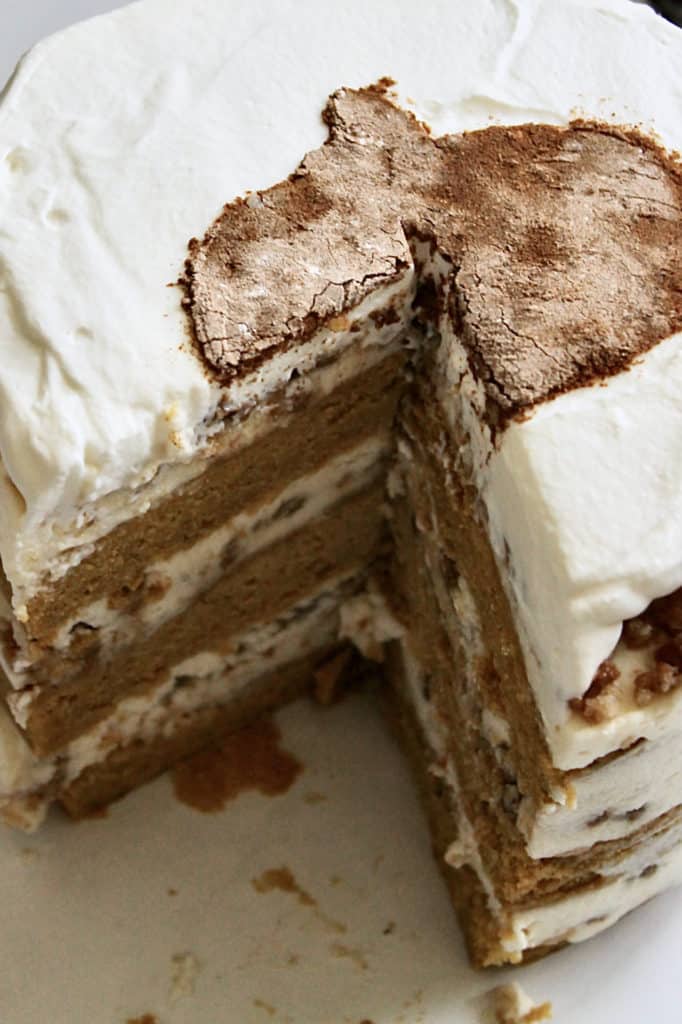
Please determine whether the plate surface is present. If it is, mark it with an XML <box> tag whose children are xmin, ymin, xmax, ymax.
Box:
<box><xmin>1</xmin><ymin>690</ymin><xmax>681</xmax><ymax>1024</ymax></box>
<box><xmin>1</xmin><ymin>4</ymin><xmax>680</xmax><ymax>1022</ymax></box>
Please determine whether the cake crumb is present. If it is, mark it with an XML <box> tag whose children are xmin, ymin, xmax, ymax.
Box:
<box><xmin>169</xmin><ymin>952</ymin><xmax>201</xmax><ymax>1005</ymax></box>
<box><xmin>634</xmin><ymin>657</ymin><xmax>681</xmax><ymax>705</ymax></box>
<box><xmin>126</xmin><ymin>1016</ymin><xmax>159</xmax><ymax>1024</ymax></box>
<box><xmin>489</xmin><ymin>983</ymin><xmax>552</xmax><ymax>1024</ymax></box>
<box><xmin>339</xmin><ymin>592</ymin><xmax>404</xmax><ymax>662</ymax></box>
<box><xmin>80</xmin><ymin>802</ymin><xmax>109</xmax><ymax>820</ymax></box>
<box><xmin>252</xmin><ymin>866</ymin><xmax>316</xmax><ymax>907</ymax></box>
<box><xmin>303</xmin><ymin>790</ymin><xmax>327</xmax><ymax>805</ymax></box>
<box><xmin>171</xmin><ymin>718</ymin><xmax>302</xmax><ymax>812</ymax></box>
<box><xmin>330</xmin><ymin>941</ymin><xmax>368</xmax><ymax>970</ymax></box>
<box><xmin>253</xmin><ymin>998</ymin><xmax>276</xmax><ymax>1017</ymax></box>
<box><xmin>252</xmin><ymin>866</ymin><xmax>347</xmax><ymax>934</ymax></box>
<box><xmin>312</xmin><ymin>649</ymin><xmax>352</xmax><ymax>705</ymax></box>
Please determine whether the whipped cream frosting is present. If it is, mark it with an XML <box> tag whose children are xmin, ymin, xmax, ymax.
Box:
<box><xmin>1</xmin><ymin>0</ymin><xmax>682</xmax><ymax>777</ymax></box>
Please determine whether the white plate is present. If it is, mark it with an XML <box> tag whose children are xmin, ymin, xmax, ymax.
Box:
<box><xmin>1</xmin><ymin>4</ymin><xmax>681</xmax><ymax>1022</ymax></box>
<box><xmin>1</xmin><ymin>690</ymin><xmax>682</xmax><ymax>1024</ymax></box>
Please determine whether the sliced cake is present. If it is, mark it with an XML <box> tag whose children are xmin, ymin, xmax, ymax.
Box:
<box><xmin>1</xmin><ymin>0</ymin><xmax>682</xmax><ymax>968</ymax></box>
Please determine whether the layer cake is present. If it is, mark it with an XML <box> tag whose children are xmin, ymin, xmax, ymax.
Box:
<box><xmin>1</xmin><ymin>0</ymin><xmax>682</xmax><ymax>967</ymax></box>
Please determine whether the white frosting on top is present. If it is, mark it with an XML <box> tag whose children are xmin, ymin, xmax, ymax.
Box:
<box><xmin>1</xmin><ymin>0</ymin><xmax>682</xmax><ymax>776</ymax></box>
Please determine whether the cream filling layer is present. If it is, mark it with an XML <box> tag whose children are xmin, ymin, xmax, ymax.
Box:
<box><xmin>0</xmin><ymin>574</ymin><xmax>355</xmax><ymax>830</ymax></box>
<box><xmin>522</xmin><ymin>729</ymin><xmax>682</xmax><ymax>860</ymax></box>
<box><xmin>398</xmin><ymin>636</ymin><xmax>682</xmax><ymax>959</ymax></box>
<box><xmin>2</xmin><ymin>434</ymin><xmax>389</xmax><ymax>682</ymax></box>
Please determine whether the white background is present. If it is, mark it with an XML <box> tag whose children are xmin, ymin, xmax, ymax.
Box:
<box><xmin>1</xmin><ymin>3</ymin><xmax>681</xmax><ymax>1023</ymax></box>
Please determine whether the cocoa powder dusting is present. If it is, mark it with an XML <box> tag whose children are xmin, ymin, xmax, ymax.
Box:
<box><xmin>171</xmin><ymin>717</ymin><xmax>302</xmax><ymax>812</ymax></box>
<box><xmin>184</xmin><ymin>86</ymin><xmax>682</xmax><ymax>426</ymax></box>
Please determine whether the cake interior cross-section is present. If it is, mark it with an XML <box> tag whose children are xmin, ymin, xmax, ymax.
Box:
<box><xmin>1</xmin><ymin>81</ymin><xmax>682</xmax><ymax>968</ymax></box>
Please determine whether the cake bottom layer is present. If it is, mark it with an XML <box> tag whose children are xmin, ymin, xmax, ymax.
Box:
<box><xmin>61</xmin><ymin>644</ymin><xmax>346</xmax><ymax>818</ymax></box>
<box><xmin>0</xmin><ymin>577</ymin><xmax>361</xmax><ymax>828</ymax></box>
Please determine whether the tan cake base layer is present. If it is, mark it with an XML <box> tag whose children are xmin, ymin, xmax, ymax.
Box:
<box><xmin>393</xmin><ymin>365</ymin><xmax>559</xmax><ymax>809</ymax></box>
<box><xmin>59</xmin><ymin>643</ymin><xmax>351</xmax><ymax>818</ymax></box>
<box><xmin>25</xmin><ymin>483</ymin><xmax>387</xmax><ymax>755</ymax></box>
<box><xmin>21</xmin><ymin>348</ymin><xmax>408</xmax><ymax>647</ymax></box>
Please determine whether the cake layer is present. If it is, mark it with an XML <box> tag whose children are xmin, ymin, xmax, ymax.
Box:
<box><xmin>0</xmin><ymin>575</ymin><xmax>358</xmax><ymax>829</ymax></box>
<box><xmin>10</xmin><ymin>343</ymin><xmax>407</xmax><ymax>649</ymax></box>
<box><xmin>60</xmin><ymin>644</ymin><xmax>337</xmax><ymax>819</ymax></box>
<box><xmin>390</xmin><ymin>363</ymin><xmax>558</xmax><ymax>811</ymax></box>
<box><xmin>2</xmin><ymin>434</ymin><xmax>389</xmax><ymax>683</ymax></box>
<box><xmin>391</xmin><ymin>448</ymin><xmax>682</xmax><ymax>861</ymax></box>
<box><xmin>394</xmin><ymin>622</ymin><xmax>682</xmax><ymax>899</ymax></box>
<box><xmin>16</xmin><ymin>482</ymin><xmax>386</xmax><ymax>756</ymax></box>
<box><xmin>385</xmin><ymin>434</ymin><xmax>682</xmax><ymax>897</ymax></box>
<box><xmin>394</xmin><ymin>345</ymin><xmax>682</xmax><ymax>859</ymax></box>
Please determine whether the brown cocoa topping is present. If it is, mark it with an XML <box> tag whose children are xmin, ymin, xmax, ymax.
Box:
<box><xmin>184</xmin><ymin>87</ymin><xmax>682</xmax><ymax>426</ymax></box>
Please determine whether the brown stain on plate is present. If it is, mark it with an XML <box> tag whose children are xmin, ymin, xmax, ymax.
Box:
<box><xmin>171</xmin><ymin>717</ymin><xmax>303</xmax><ymax>812</ymax></box>
<box><xmin>252</xmin><ymin>866</ymin><xmax>316</xmax><ymax>906</ymax></box>
<box><xmin>330</xmin><ymin>941</ymin><xmax>368</xmax><ymax>970</ymax></box>
<box><xmin>78</xmin><ymin>802</ymin><xmax>110</xmax><ymax>821</ymax></box>
<box><xmin>253</xmin><ymin>998</ymin><xmax>277</xmax><ymax>1017</ymax></box>
<box><xmin>251</xmin><ymin>865</ymin><xmax>347</xmax><ymax>934</ymax></box>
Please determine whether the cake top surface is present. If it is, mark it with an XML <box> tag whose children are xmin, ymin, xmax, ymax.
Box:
<box><xmin>185</xmin><ymin>86</ymin><xmax>682</xmax><ymax>424</ymax></box>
